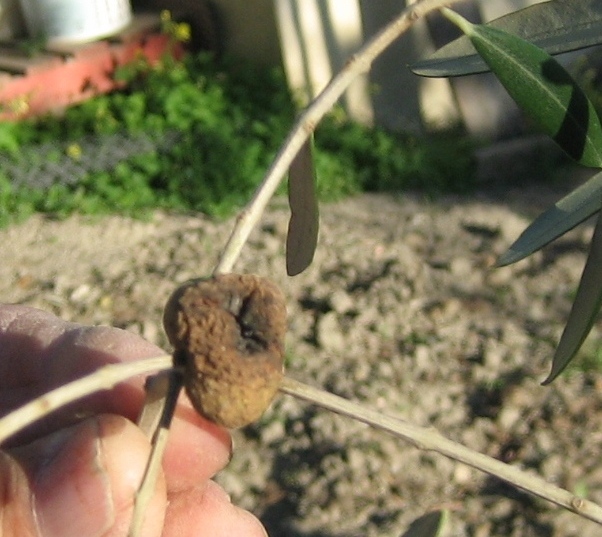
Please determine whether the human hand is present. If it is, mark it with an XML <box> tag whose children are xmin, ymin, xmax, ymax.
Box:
<box><xmin>0</xmin><ymin>304</ymin><xmax>267</xmax><ymax>537</ymax></box>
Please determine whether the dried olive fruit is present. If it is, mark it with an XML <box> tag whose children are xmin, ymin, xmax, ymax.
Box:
<box><xmin>163</xmin><ymin>274</ymin><xmax>287</xmax><ymax>428</ymax></box>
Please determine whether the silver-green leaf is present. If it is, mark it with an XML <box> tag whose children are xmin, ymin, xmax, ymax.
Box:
<box><xmin>401</xmin><ymin>510</ymin><xmax>447</xmax><ymax>537</ymax></box>
<box><xmin>412</xmin><ymin>0</ymin><xmax>602</xmax><ymax>77</ymax></box>
<box><xmin>498</xmin><ymin>171</ymin><xmax>602</xmax><ymax>266</ymax></box>
<box><xmin>286</xmin><ymin>139</ymin><xmax>319</xmax><ymax>276</ymax></box>
<box><xmin>544</xmin><ymin>207</ymin><xmax>602</xmax><ymax>384</ymax></box>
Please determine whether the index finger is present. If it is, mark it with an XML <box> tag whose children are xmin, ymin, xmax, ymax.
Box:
<box><xmin>0</xmin><ymin>304</ymin><xmax>162</xmax><ymax>416</ymax></box>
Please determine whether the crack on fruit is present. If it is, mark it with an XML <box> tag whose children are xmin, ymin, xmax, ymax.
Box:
<box><xmin>236</xmin><ymin>293</ymin><xmax>268</xmax><ymax>355</ymax></box>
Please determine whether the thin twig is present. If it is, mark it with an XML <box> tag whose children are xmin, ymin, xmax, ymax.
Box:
<box><xmin>279</xmin><ymin>376</ymin><xmax>602</xmax><ymax>525</ymax></box>
<box><xmin>213</xmin><ymin>0</ymin><xmax>464</xmax><ymax>274</ymax></box>
<box><xmin>137</xmin><ymin>371</ymin><xmax>175</xmax><ymax>438</ymax></box>
<box><xmin>0</xmin><ymin>355</ymin><xmax>172</xmax><ymax>445</ymax></box>
<box><xmin>129</xmin><ymin>370</ymin><xmax>182</xmax><ymax>537</ymax></box>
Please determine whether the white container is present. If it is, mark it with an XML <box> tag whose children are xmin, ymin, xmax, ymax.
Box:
<box><xmin>18</xmin><ymin>0</ymin><xmax>132</xmax><ymax>45</ymax></box>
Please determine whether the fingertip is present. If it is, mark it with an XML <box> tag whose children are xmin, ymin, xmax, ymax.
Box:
<box><xmin>163</xmin><ymin>404</ymin><xmax>232</xmax><ymax>490</ymax></box>
<box><xmin>164</xmin><ymin>481</ymin><xmax>268</xmax><ymax>537</ymax></box>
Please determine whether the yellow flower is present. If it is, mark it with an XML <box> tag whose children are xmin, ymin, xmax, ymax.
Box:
<box><xmin>174</xmin><ymin>22</ymin><xmax>191</xmax><ymax>43</ymax></box>
<box><xmin>66</xmin><ymin>143</ymin><xmax>82</xmax><ymax>160</ymax></box>
<box><xmin>8</xmin><ymin>96</ymin><xmax>29</xmax><ymax>115</ymax></box>
<box><xmin>160</xmin><ymin>9</ymin><xmax>191</xmax><ymax>42</ymax></box>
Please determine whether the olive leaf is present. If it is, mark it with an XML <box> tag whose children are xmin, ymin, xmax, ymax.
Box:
<box><xmin>497</xmin><ymin>170</ymin><xmax>602</xmax><ymax>266</ymax></box>
<box><xmin>286</xmin><ymin>138</ymin><xmax>319</xmax><ymax>276</ymax></box>
<box><xmin>441</xmin><ymin>7</ymin><xmax>602</xmax><ymax>168</ymax></box>
<box><xmin>543</xmin><ymin>207</ymin><xmax>602</xmax><ymax>384</ymax></box>
<box><xmin>412</xmin><ymin>0</ymin><xmax>602</xmax><ymax>77</ymax></box>
<box><xmin>401</xmin><ymin>510</ymin><xmax>447</xmax><ymax>537</ymax></box>
<box><xmin>441</xmin><ymin>7</ymin><xmax>602</xmax><ymax>381</ymax></box>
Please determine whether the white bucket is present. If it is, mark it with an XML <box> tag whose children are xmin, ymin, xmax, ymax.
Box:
<box><xmin>18</xmin><ymin>0</ymin><xmax>132</xmax><ymax>45</ymax></box>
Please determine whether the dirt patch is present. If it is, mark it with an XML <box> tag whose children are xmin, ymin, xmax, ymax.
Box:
<box><xmin>2</xmin><ymin>184</ymin><xmax>602</xmax><ymax>536</ymax></box>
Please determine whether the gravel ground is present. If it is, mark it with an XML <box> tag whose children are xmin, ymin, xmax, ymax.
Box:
<box><xmin>2</xmin><ymin>180</ymin><xmax>602</xmax><ymax>537</ymax></box>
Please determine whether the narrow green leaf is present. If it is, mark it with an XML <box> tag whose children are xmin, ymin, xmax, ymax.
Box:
<box><xmin>286</xmin><ymin>139</ymin><xmax>319</xmax><ymax>276</ymax></box>
<box><xmin>442</xmin><ymin>8</ymin><xmax>602</xmax><ymax>168</ymax></box>
<box><xmin>401</xmin><ymin>510</ymin><xmax>447</xmax><ymax>537</ymax></box>
<box><xmin>412</xmin><ymin>0</ymin><xmax>602</xmax><ymax>77</ymax></box>
<box><xmin>498</xmin><ymin>171</ymin><xmax>602</xmax><ymax>266</ymax></box>
<box><xmin>543</xmin><ymin>208</ymin><xmax>602</xmax><ymax>384</ymax></box>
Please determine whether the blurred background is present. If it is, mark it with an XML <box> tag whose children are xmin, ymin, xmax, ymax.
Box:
<box><xmin>0</xmin><ymin>0</ymin><xmax>555</xmax><ymax>137</ymax></box>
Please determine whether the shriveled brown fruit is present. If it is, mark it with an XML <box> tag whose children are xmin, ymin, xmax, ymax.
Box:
<box><xmin>163</xmin><ymin>274</ymin><xmax>287</xmax><ymax>428</ymax></box>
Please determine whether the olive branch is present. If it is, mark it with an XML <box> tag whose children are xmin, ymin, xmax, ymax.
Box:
<box><xmin>2</xmin><ymin>0</ymin><xmax>601</xmax><ymax>535</ymax></box>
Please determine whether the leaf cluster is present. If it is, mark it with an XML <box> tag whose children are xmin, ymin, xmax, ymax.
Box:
<box><xmin>413</xmin><ymin>0</ymin><xmax>602</xmax><ymax>382</ymax></box>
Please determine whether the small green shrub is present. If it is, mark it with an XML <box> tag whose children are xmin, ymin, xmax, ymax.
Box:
<box><xmin>315</xmin><ymin>116</ymin><xmax>475</xmax><ymax>194</ymax></box>
<box><xmin>0</xmin><ymin>52</ymin><xmax>475</xmax><ymax>226</ymax></box>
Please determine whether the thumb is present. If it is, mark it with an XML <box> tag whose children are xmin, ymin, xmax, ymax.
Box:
<box><xmin>1</xmin><ymin>415</ymin><xmax>166</xmax><ymax>537</ymax></box>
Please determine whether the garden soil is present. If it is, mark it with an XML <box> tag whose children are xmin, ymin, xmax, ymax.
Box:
<box><xmin>2</xmin><ymin>180</ymin><xmax>602</xmax><ymax>537</ymax></box>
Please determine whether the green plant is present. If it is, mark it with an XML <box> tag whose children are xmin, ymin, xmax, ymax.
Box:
<box><xmin>0</xmin><ymin>52</ymin><xmax>474</xmax><ymax>226</ymax></box>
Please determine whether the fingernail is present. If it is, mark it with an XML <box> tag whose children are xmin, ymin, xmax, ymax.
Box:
<box><xmin>33</xmin><ymin>419</ymin><xmax>115</xmax><ymax>537</ymax></box>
